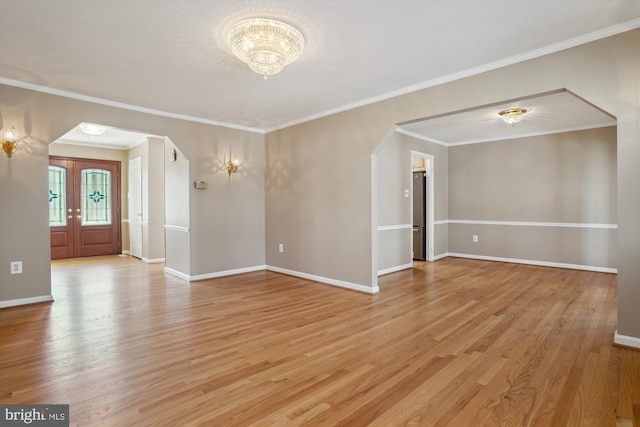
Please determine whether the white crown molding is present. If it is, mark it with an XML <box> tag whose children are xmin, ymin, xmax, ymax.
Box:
<box><xmin>0</xmin><ymin>77</ymin><xmax>265</xmax><ymax>135</ymax></box>
<box><xmin>397</xmin><ymin>122</ymin><xmax>617</xmax><ymax>147</ymax></box>
<box><xmin>395</xmin><ymin>128</ymin><xmax>449</xmax><ymax>146</ymax></box>
<box><xmin>445</xmin><ymin>122</ymin><xmax>617</xmax><ymax>146</ymax></box>
<box><xmin>266</xmin><ymin>19</ymin><xmax>640</xmax><ymax>133</ymax></box>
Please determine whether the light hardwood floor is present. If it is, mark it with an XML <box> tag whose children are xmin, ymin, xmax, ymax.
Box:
<box><xmin>0</xmin><ymin>256</ymin><xmax>638</xmax><ymax>426</ymax></box>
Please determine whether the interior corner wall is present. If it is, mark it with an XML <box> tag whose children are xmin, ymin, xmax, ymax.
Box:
<box><xmin>187</xmin><ymin>126</ymin><xmax>265</xmax><ymax>277</ymax></box>
<box><xmin>265</xmin><ymin>29</ymin><xmax>639</xmax><ymax>339</ymax></box>
<box><xmin>447</xmin><ymin>126</ymin><xmax>617</xmax><ymax>270</ymax></box>
<box><xmin>376</xmin><ymin>131</ymin><xmax>449</xmax><ymax>273</ymax></box>
<box><xmin>0</xmin><ymin>83</ymin><xmax>265</xmax><ymax>305</ymax></box>
<box><xmin>164</xmin><ymin>139</ymin><xmax>190</xmax><ymax>276</ymax></box>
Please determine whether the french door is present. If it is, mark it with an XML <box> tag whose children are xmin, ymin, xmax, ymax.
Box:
<box><xmin>49</xmin><ymin>156</ymin><xmax>121</xmax><ymax>259</ymax></box>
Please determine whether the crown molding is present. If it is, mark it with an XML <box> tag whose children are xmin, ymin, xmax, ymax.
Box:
<box><xmin>266</xmin><ymin>18</ymin><xmax>640</xmax><ymax>133</ymax></box>
<box><xmin>0</xmin><ymin>77</ymin><xmax>265</xmax><ymax>135</ymax></box>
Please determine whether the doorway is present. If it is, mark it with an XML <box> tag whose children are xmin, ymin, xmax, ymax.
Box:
<box><xmin>128</xmin><ymin>157</ymin><xmax>143</xmax><ymax>259</ymax></box>
<box><xmin>411</xmin><ymin>151</ymin><xmax>434</xmax><ymax>262</ymax></box>
<box><xmin>49</xmin><ymin>156</ymin><xmax>121</xmax><ymax>259</ymax></box>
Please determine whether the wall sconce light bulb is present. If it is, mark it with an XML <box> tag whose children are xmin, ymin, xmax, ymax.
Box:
<box><xmin>1</xmin><ymin>126</ymin><xmax>19</xmax><ymax>158</ymax></box>
<box><xmin>227</xmin><ymin>158</ymin><xmax>240</xmax><ymax>176</ymax></box>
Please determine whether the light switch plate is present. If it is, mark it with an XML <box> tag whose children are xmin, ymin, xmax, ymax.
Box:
<box><xmin>194</xmin><ymin>181</ymin><xmax>208</xmax><ymax>189</ymax></box>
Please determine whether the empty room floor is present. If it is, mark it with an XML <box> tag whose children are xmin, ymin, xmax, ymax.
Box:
<box><xmin>0</xmin><ymin>256</ymin><xmax>638</xmax><ymax>426</ymax></box>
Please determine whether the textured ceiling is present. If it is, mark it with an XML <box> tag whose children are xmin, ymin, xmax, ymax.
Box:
<box><xmin>1</xmin><ymin>0</ymin><xmax>638</xmax><ymax>140</ymax></box>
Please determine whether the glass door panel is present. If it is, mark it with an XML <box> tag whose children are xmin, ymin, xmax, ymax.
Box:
<box><xmin>81</xmin><ymin>168</ymin><xmax>112</xmax><ymax>226</ymax></box>
<box><xmin>49</xmin><ymin>165</ymin><xmax>67</xmax><ymax>227</ymax></box>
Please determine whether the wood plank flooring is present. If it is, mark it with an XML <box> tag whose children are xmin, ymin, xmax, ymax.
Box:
<box><xmin>0</xmin><ymin>256</ymin><xmax>638</xmax><ymax>426</ymax></box>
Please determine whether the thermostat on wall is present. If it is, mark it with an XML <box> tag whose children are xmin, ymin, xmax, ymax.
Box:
<box><xmin>194</xmin><ymin>181</ymin><xmax>208</xmax><ymax>189</ymax></box>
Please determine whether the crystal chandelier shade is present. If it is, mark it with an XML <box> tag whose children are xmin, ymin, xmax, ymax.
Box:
<box><xmin>498</xmin><ymin>108</ymin><xmax>528</xmax><ymax>125</ymax></box>
<box><xmin>227</xmin><ymin>18</ymin><xmax>305</xmax><ymax>79</ymax></box>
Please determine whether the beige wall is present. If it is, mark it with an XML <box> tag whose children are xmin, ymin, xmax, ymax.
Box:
<box><xmin>128</xmin><ymin>138</ymin><xmax>166</xmax><ymax>262</ymax></box>
<box><xmin>448</xmin><ymin>126</ymin><xmax>617</xmax><ymax>269</ymax></box>
<box><xmin>376</xmin><ymin>130</ymin><xmax>449</xmax><ymax>273</ymax></box>
<box><xmin>1</xmin><ymin>29</ymin><xmax>638</xmax><ymax>341</ymax></box>
<box><xmin>265</xmin><ymin>30</ymin><xmax>639</xmax><ymax>339</ymax></box>
<box><xmin>0</xmin><ymin>84</ymin><xmax>265</xmax><ymax>303</ymax></box>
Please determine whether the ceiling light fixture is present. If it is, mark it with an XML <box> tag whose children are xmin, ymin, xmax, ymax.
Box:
<box><xmin>79</xmin><ymin>123</ymin><xmax>106</xmax><ymax>136</ymax></box>
<box><xmin>226</xmin><ymin>18</ymin><xmax>305</xmax><ymax>79</ymax></box>
<box><xmin>498</xmin><ymin>108</ymin><xmax>528</xmax><ymax>125</ymax></box>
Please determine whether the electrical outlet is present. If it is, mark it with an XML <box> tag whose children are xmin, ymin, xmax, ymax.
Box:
<box><xmin>10</xmin><ymin>261</ymin><xmax>23</xmax><ymax>274</ymax></box>
<box><xmin>473</xmin><ymin>235</ymin><xmax>479</xmax><ymax>243</ymax></box>
<box><xmin>279</xmin><ymin>243</ymin><xmax>284</xmax><ymax>253</ymax></box>
<box><xmin>404</xmin><ymin>189</ymin><xmax>409</xmax><ymax>198</ymax></box>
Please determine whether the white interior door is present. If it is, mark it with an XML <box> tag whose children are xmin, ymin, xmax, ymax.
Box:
<box><xmin>129</xmin><ymin>157</ymin><xmax>143</xmax><ymax>259</ymax></box>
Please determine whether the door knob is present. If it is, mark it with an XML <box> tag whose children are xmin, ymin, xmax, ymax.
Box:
<box><xmin>76</xmin><ymin>215</ymin><xmax>82</xmax><ymax>220</ymax></box>
<box><xmin>68</xmin><ymin>208</ymin><xmax>72</xmax><ymax>213</ymax></box>
<box><xmin>67</xmin><ymin>215</ymin><xmax>73</xmax><ymax>219</ymax></box>
<box><xmin>76</xmin><ymin>208</ymin><xmax>81</xmax><ymax>213</ymax></box>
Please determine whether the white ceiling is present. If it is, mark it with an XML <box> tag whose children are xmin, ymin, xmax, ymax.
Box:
<box><xmin>1</xmin><ymin>0</ymin><xmax>638</xmax><ymax>146</ymax></box>
<box><xmin>397</xmin><ymin>90</ymin><xmax>617</xmax><ymax>145</ymax></box>
<box><xmin>54</xmin><ymin>123</ymin><xmax>156</xmax><ymax>150</ymax></box>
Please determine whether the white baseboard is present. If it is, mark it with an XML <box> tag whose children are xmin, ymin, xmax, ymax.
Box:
<box><xmin>267</xmin><ymin>265</ymin><xmax>379</xmax><ymax>294</ymax></box>
<box><xmin>165</xmin><ymin>264</ymin><xmax>379</xmax><ymax>294</ymax></box>
<box><xmin>190</xmin><ymin>265</ymin><xmax>266</xmax><ymax>281</ymax></box>
<box><xmin>432</xmin><ymin>253</ymin><xmax>449</xmax><ymax>261</ymax></box>
<box><xmin>378</xmin><ymin>263</ymin><xmax>412</xmax><ymax>276</ymax></box>
<box><xmin>614</xmin><ymin>331</ymin><xmax>640</xmax><ymax>349</ymax></box>
<box><xmin>0</xmin><ymin>295</ymin><xmax>54</xmax><ymax>308</ymax></box>
<box><xmin>142</xmin><ymin>257</ymin><xmax>165</xmax><ymax>264</ymax></box>
<box><xmin>446</xmin><ymin>253</ymin><xmax>617</xmax><ymax>273</ymax></box>
<box><xmin>164</xmin><ymin>267</ymin><xmax>190</xmax><ymax>281</ymax></box>
<box><xmin>121</xmin><ymin>250</ymin><xmax>131</xmax><ymax>255</ymax></box>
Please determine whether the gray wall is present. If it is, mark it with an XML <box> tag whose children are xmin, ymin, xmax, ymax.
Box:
<box><xmin>128</xmin><ymin>137</ymin><xmax>166</xmax><ymax>262</ymax></box>
<box><xmin>265</xmin><ymin>30</ymin><xmax>639</xmax><ymax>339</ymax></box>
<box><xmin>0</xmin><ymin>84</ymin><xmax>265</xmax><ymax>303</ymax></box>
<box><xmin>1</xmin><ymin>30</ymin><xmax>638</xmax><ymax>342</ymax></box>
<box><xmin>376</xmin><ymin>130</ymin><xmax>449</xmax><ymax>273</ymax></box>
<box><xmin>448</xmin><ymin>126</ymin><xmax>617</xmax><ymax>269</ymax></box>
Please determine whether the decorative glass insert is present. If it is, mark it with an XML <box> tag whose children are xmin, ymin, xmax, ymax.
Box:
<box><xmin>49</xmin><ymin>166</ymin><xmax>66</xmax><ymax>227</ymax></box>
<box><xmin>82</xmin><ymin>169</ymin><xmax>111</xmax><ymax>225</ymax></box>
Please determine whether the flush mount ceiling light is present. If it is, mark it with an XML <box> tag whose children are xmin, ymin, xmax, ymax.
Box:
<box><xmin>498</xmin><ymin>108</ymin><xmax>528</xmax><ymax>125</ymax></box>
<box><xmin>79</xmin><ymin>123</ymin><xmax>106</xmax><ymax>136</ymax></box>
<box><xmin>226</xmin><ymin>18</ymin><xmax>305</xmax><ymax>79</ymax></box>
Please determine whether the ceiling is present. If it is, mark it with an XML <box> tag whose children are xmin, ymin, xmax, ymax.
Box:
<box><xmin>1</xmin><ymin>1</ymin><xmax>638</xmax><ymax>146</ymax></box>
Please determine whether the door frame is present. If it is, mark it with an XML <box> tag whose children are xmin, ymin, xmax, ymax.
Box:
<box><xmin>49</xmin><ymin>155</ymin><xmax>122</xmax><ymax>258</ymax></box>
<box><xmin>410</xmin><ymin>151</ymin><xmax>434</xmax><ymax>262</ymax></box>
<box><xmin>128</xmin><ymin>156</ymin><xmax>143</xmax><ymax>259</ymax></box>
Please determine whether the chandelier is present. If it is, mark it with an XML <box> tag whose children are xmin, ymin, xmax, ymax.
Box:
<box><xmin>227</xmin><ymin>18</ymin><xmax>305</xmax><ymax>79</ymax></box>
<box><xmin>498</xmin><ymin>108</ymin><xmax>528</xmax><ymax>125</ymax></box>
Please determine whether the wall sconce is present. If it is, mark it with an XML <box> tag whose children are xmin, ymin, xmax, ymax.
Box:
<box><xmin>1</xmin><ymin>126</ymin><xmax>19</xmax><ymax>158</ymax></box>
<box><xmin>227</xmin><ymin>159</ymin><xmax>240</xmax><ymax>176</ymax></box>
